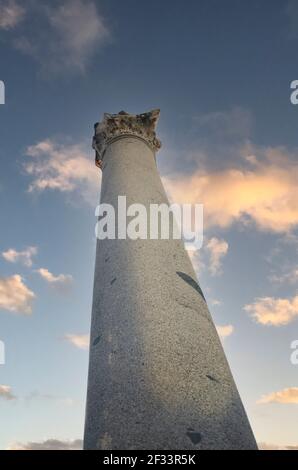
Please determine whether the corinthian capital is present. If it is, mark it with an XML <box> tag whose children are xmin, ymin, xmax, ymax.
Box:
<box><xmin>92</xmin><ymin>109</ymin><xmax>162</xmax><ymax>169</ymax></box>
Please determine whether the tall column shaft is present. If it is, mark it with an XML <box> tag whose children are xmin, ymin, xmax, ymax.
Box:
<box><xmin>84</xmin><ymin>110</ymin><xmax>257</xmax><ymax>450</ymax></box>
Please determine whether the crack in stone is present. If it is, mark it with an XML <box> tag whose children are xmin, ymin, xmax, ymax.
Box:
<box><xmin>176</xmin><ymin>271</ymin><xmax>206</xmax><ymax>301</ymax></box>
<box><xmin>93</xmin><ymin>336</ymin><xmax>101</xmax><ymax>346</ymax></box>
<box><xmin>206</xmin><ymin>374</ymin><xmax>220</xmax><ymax>383</ymax></box>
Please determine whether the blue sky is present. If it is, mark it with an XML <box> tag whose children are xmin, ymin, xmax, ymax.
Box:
<box><xmin>0</xmin><ymin>0</ymin><xmax>298</xmax><ymax>450</ymax></box>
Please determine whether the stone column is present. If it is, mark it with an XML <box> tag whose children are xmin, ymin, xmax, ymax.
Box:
<box><xmin>84</xmin><ymin>110</ymin><xmax>257</xmax><ymax>450</ymax></box>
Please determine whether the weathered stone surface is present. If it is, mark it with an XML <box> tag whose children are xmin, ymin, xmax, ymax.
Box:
<box><xmin>92</xmin><ymin>109</ymin><xmax>161</xmax><ymax>169</ymax></box>
<box><xmin>84</xmin><ymin>110</ymin><xmax>257</xmax><ymax>450</ymax></box>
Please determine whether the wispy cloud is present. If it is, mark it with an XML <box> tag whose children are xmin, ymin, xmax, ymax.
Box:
<box><xmin>0</xmin><ymin>0</ymin><xmax>25</xmax><ymax>30</ymax></box>
<box><xmin>45</xmin><ymin>0</ymin><xmax>109</xmax><ymax>73</ymax></box>
<box><xmin>36</xmin><ymin>268</ymin><xmax>73</xmax><ymax>287</ymax></box>
<box><xmin>187</xmin><ymin>249</ymin><xmax>204</xmax><ymax>275</ymax></box>
<box><xmin>0</xmin><ymin>274</ymin><xmax>35</xmax><ymax>315</ymax></box>
<box><xmin>64</xmin><ymin>333</ymin><xmax>89</xmax><ymax>350</ymax></box>
<box><xmin>2</xmin><ymin>246</ymin><xmax>37</xmax><ymax>267</ymax></box>
<box><xmin>216</xmin><ymin>324</ymin><xmax>234</xmax><ymax>340</ymax></box>
<box><xmin>164</xmin><ymin>146</ymin><xmax>298</xmax><ymax>233</ymax></box>
<box><xmin>286</xmin><ymin>0</ymin><xmax>298</xmax><ymax>37</ymax></box>
<box><xmin>12</xmin><ymin>0</ymin><xmax>110</xmax><ymax>75</ymax></box>
<box><xmin>25</xmin><ymin>391</ymin><xmax>75</xmax><ymax>407</ymax></box>
<box><xmin>206</xmin><ymin>237</ymin><xmax>228</xmax><ymax>276</ymax></box>
<box><xmin>7</xmin><ymin>438</ymin><xmax>82</xmax><ymax>450</ymax></box>
<box><xmin>269</xmin><ymin>268</ymin><xmax>298</xmax><ymax>285</ymax></box>
<box><xmin>0</xmin><ymin>384</ymin><xmax>16</xmax><ymax>400</ymax></box>
<box><xmin>187</xmin><ymin>237</ymin><xmax>228</xmax><ymax>277</ymax></box>
<box><xmin>257</xmin><ymin>387</ymin><xmax>298</xmax><ymax>404</ymax></box>
<box><xmin>165</xmin><ymin>107</ymin><xmax>253</xmax><ymax>175</ymax></box>
<box><xmin>193</xmin><ymin>107</ymin><xmax>252</xmax><ymax>143</ymax></box>
<box><xmin>24</xmin><ymin>139</ymin><xmax>99</xmax><ymax>205</ymax></box>
<box><xmin>265</xmin><ymin>235</ymin><xmax>298</xmax><ymax>286</ymax></box>
<box><xmin>244</xmin><ymin>295</ymin><xmax>298</xmax><ymax>326</ymax></box>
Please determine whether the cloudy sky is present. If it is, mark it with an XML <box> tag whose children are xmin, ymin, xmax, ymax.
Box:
<box><xmin>0</xmin><ymin>0</ymin><xmax>298</xmax><ymax>450</ymax></box>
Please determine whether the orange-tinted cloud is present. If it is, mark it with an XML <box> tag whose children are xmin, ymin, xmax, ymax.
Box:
<box><xmin>257</xmin><ymin>387</ymin><xmax>298</xmax><ymax>404</ymax></box>
<box><xmin>2</xmin><ymin>246</ymin><xmax>37</xmax><ymax>267</ymax></box>
<box><xmin>0</xmin><ymin>385</ymin><xmax>16</xmax><ymax>401</ymax></box>
<box><xmin>163</xmin><ymin>148</ymin><xmax>298</xmax><ymax>233</ymax></box>
<box><xmin>244</xmin><ymin>295</ymin><xmax>298</xmax><ymax>326</ymax></box>
<box><xmin>64</xmin><ymin>334</ymin><xmax>89</xmax><ymax>350</ymax></box>
<box><xmin>36</xmin><ymin>268</ymin><xmax>73</xmax><ymax>286</ymax></box>
<box><xmin>0</xmin><ymin>275</ymin><xmax>35</xmax><ymax>315</ymax></box>
<box><xmin>216</xmin><ymin>324</ymin><xmax>234</xmax><ymax>340</ymax></box>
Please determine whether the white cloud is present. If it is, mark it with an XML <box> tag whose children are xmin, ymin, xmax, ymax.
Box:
<box><xmin>205</xmin><ymin>237</ymin><xmax>228</xmax><ymax>275</ymax></box>
<box><xmin>0</xmin><ymin>0</ymin><xmax>25</xmax><ymax>30</ymax></box>
<box><xmin>25</xmin><ymin>139</ymin><xmax>99</xmax><ymax>205</ymax></box>
<box><xmin>2</xmin><ymin>246</ymin><xmax>37</xmax><ymax>267</ymax></box>
<box><xmin>216</xmin><ymin>324</ymin><xmax>234</xmax><ymax>340</ymax></box>
<box><xmin>244</xmin><ymin>295</ymin><xmax>298</xmax><ymax>326</ymax></box>
<box><xmin>13</xmin><ymin>0</ymin><xmax>110</xmax><ymax>75</ymax></box>
<box><xmin>0</xmin><ymin>384</ymin><xmax>16</xmax><ymax>400</ymax></box>
<box><xmin>64</xmin><ymin>333</ymin><xmax>89</xmax><ymax>350</ymax></box>
<box><xmin>163</xmin><ymin>147</ymin><xmax>298</xmax><ymax>233</ymax></box>
<box><xmin>7</xmin><ymin>438</ymin><xmax>82</xmax><ymax>450</ymax></box>
<box><xmin>257</xmin><ymin>387</ymin><xmax>298</xmax><ymax>405</ymax></box>
<box><xmin>0</xmin><ymin>275</ymin><xmax>35</xmax><ymax>315</ymax></box>
<box><xmin>36</xmin><ymin>268</ymin><xmax>73</xmax><ymax>286</ymax></box>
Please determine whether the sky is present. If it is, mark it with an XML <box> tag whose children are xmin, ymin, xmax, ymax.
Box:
<box><xmin>0</xmin><ymin>0</ymin><xmax>298</xmax><ymax>450</ymax></box>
